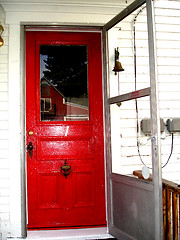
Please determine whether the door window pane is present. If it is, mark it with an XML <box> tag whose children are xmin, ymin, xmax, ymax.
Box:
<box><xmin>40</xmin><ymin>45</ymin><xmax>89</xmax><ymax>121</ymax></box>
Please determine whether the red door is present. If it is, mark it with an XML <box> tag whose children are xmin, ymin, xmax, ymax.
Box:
<box><xmin>26</xmin><ymin>31</ymin><xmax>106</xmax><ymax>229</ymax></box>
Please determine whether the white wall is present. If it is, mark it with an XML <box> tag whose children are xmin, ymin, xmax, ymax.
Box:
<box><xmin>0</xmin><ymin>0</ymin><xmax>180</xmax><ymax>238</ymax></box>
<box><xmin>0</xmin><ymin>5</ymin><xmax>10</xmax><ymax>240</ymax></box>
<box><xmin>0</xmin><ymin>0</ymin><xmax>130</xmax><ymax>239</ymax></box>
<box><xmin>155</xmin><ymin>1</ymin><xmax>180</xmax><ymax>183</ymax></box>
<box><xmin>110</xmin><ymin>0</ymin><xmax>180</xmax><ymax>183</ymax></box>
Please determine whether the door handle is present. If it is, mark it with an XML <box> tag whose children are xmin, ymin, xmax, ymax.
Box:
<box><xmin>27</xmin><ymin>142</ymin><xmax>33</xmax><ymax>158</ymax></box>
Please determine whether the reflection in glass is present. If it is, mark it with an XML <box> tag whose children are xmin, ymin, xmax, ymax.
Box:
<box><xmin>40</xmin><ymin>45</ymin><xmax>89</xmax><ymax>121</ymax></box>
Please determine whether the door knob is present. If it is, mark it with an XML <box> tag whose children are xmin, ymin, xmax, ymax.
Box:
<box><xmin>27</xmin><ymin>142</ymin><xmax>33</xmax><ymax>158</ymax></box>
<box><xmin>28</xmin><ymin>130</ymin><xmax>34</xmax><ymax>136</ymax></box>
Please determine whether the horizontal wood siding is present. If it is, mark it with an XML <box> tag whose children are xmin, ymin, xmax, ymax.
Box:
<box><xmin>155</xmin><ymin>0</ymin><xmax>180</xmax><ymax>183</ymax></box>
<box><xmin>110</xmin><ymin>0</ymin><xmax>180</xmax><ymax>183</ymax></box>
<box><xmin>0</xmin><ymin>5</ymin><xmax>10</xmax><ymax>240</ymax></box>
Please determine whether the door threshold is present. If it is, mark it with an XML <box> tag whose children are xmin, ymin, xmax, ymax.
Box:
<box><xmin>6</xmin><ymin>227</ymin><xmax>114</xmax><ymax>240</ymax></box>
<box><xmin>26</xmin><ymin>227</ymin><xmax>113</xmax><ymax>240</ymax></box>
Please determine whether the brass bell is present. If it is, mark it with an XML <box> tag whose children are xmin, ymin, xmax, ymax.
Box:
<box><xmin>0</xmin><ymin>37</ymin><xmax>4</xmax><ymax>47</ymax></box>
<box><xmin>0</xmin><ymin>25</ymin><xmax>4</xmax><ymax>47</ymax></box>
<box><xmin>112</xmin><ymin>47</ymin><xmax>124</xmax><ymax>74</ymax></box>
<box><xmin>113</xmin><ymin>60</ymin><xmax>124</xmax><ymax>72</ymax></box>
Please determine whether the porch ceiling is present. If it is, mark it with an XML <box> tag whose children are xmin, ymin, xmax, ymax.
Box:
<box><xmin>0</xmin><ymin>0</ymin><xmax>134</xmax><ymax>13</ymax></box>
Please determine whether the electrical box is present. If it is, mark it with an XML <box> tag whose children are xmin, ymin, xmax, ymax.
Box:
<box><xmin>167</xmin><ymin>118</ymin><xmax>180</xmax><ymax>133</ymax></box>
<box><xmin>141</xmin><ymin>118</ymin><xmax>165</xmax><ymax>135</ymax></box>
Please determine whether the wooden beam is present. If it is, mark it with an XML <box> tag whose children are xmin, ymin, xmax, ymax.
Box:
<box><xmin>172</xmin><ymin>193</ymin><xmax>178</xmax><ymax>240</ymax></box>
<box><xmin>163</xmin><ymin>188</ymin><xmax>167</xmax><ymax>240</ymax></box>
<box><xmin>166</xmin><ymin>190</ymin><xmax>171</xmax><ymax>240</ymax></box>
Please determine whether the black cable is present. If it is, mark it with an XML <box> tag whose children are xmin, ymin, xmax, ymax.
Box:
<box><xmin>134</xmin><ymin>6</ymin><xmax>174</xmax><ymax>169</ymax></box>
<box><xmin>162</xmin><ymin>133</ymin><xmax>174</xmax><ymax>168</ymax></box>
<box><xmin>133</xmin><ymin>6</ymin><xmax>152</xmax><ymax>168</ymax></box>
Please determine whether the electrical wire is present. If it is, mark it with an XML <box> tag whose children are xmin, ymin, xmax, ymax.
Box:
<box><xmin>162</xmin><ymin>133</ymin><xmax>174</xmax><ymax>168</ymax></box>
<box><xmin>133</xmin><ymin>6</ymin><xmax>152</xmax><ymax>168</ymax></box>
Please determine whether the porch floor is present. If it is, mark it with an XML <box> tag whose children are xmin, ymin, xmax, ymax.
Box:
<box><xmin>27</xmin><ymin>227</ymin><xmax>114</xmax><ymax>240</ymax></box>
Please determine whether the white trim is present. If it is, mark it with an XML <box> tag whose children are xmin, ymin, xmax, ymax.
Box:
<box><xmin>7</xmin><ymin>22</ymin><xmax>107</xmax><ymax>238</ymax></box>
<box><xmin>8</xmin><ymin>24</ymin><xmax>22</xmax><ymax>237</ymax></box>
<box><xmin>25</xmin><ymin>26</ymin><xmax>102</xmax><ymax>32</ymax></box>
<box><xmin>27</xmin><ymin>227</ymin><xmax>113</xmax><ymax>240</ymax></box>
<box><xmin>7</xmin><ymin>228</ymin><xmax>113</xmax><ymax>240</ymax></box>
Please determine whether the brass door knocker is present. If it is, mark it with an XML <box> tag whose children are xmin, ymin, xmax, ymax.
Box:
<box><xmin>60</xmin><ymin>160</ymin><xmax>71</xmax><ymax>178</ymax></box>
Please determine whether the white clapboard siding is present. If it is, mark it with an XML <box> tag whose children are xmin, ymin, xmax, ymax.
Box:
<box><xmin>0</xmin><ymin>102</ymin><xmax>8</xmax><ymax>111</ymax></box>
<box><xmin>0</xmin><ymin>56</ymin><xmax>8</xmax><ymax>64</ymax></box>
<box><xmin>0</xmin><ymin>4</ymin><xmax>10</xmax><ymax>240</ymax></box>
<box><xmin>157</xmin><ymin>1</ymin><xmax>180</xmax><ymax>183</ymax></box>
<box><xmin>156</xmin><ymin>16</ymin><xmax>180</xmax><ymax>25</ymax></box>
<box><xmin>159</xmin><ymin>83</ymin><xmax>180</xmax><ymax>92</ymax></box>
<box><xmin>157</xmin><ymin>57</ymin><xmax>180</xmax><ymax>66</ymax></box>
<box><xmin>112</xmin><ymin>74</ymin><xmax>150</xmax><ymax>83</ymax></box>
<box><xmin>158</xmin><ymin>75</ymin><xmax>180</xmax><ymax>83</ymax></box>
<box><xmin>120</xmin><ymin>157</ymin><xmax>152</xmax><ymax>168</ymax></box>
<box><xmin>160</xmin><ymin>100</ymin><xmax>180</xmax><ymax>109</ymax></box>
<box><xmin>0</xmin><ymin>92</ymin><xmax>8</xmax><ymax>102</ymax></box>
<box><xmin>0</xmin><ymin>74</ymin><xmax>8</xmax><ymax>83</ymax></box>
<box><xmin>110</xmin><ymin>0</ymin><xmax>180</xmax><ymax>183</ymax></box>
<box><xmin>156</xmin><ymin>23</ymin><xmax>180</xmax><ymax>33</ymax></box>
<box><xmin>157</xmin><ymin>40</ymin><xmax>180</xmax><ymax>49</ymax></box>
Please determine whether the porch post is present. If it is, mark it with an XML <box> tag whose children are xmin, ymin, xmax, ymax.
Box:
<box><xmin>146</xmin><ymin>0</ymin><xmax>163</xmax><ymax>239</ymax></box>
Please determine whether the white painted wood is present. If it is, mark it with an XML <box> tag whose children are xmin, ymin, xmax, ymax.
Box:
<box><xmin>0</xmin><ymin>102</ymin><xmax>8</xmax><ymax>111</ymax></box>
<box><xmin>0</xmin><ymin>55</ymin><xmax>8</xmax><ymax>64</ymax></box>
<box><xmin>155</xmin><ymin>1</ymin><xmax>180</xmax><ymax>9</ymax></box>
<box><xmin>5</xmin><ymin>12</ymin><xmax>114</xmax><ymax>25</ymax></box>
<box><xmin>1</xmin><ymin>0</ymin><xmax>132</xmax><ymax>25</ymax></box>
<box><xmin>0</xmin><ymin>92</ymin><xmax>8</xmax><ymax>102</ymax></box>
<box><xmin>26</xmin><ymin>227</ymin><xmax>113</xmax><ymax>240</ymax></box>
<box><xmin>0</xmin><ymin>159</ymin><xmax>9</xmax><ymax>169</ymax></box>
<box><xmin>0</xmin><ymin>74</ymin><xmax>8</xmax><ymax>82</ymax></box>
<box><xmin>8</xmin><ymin>24</ymin><xmax>22</xmax><ymax>238</ymax></box>
<box><xmin>0</xmin><ymin>6</ymin><xmax>9</xmax><ymax>240</ymax></box>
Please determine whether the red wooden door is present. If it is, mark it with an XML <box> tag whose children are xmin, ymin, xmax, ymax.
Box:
<box><xmin>26</xmin><ymin>31</ymin><xmax>106</xmax><ymax>229</ymax></box>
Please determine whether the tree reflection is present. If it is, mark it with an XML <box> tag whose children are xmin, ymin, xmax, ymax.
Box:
<box><xmin>40</xmin><ymin>45</ymin><xmax>88</xmax><ymax>104</ymax></box>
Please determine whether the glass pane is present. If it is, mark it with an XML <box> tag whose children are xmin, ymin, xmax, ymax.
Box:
<box><xmin>40</xmin><ymin>45</ymin><xmax>89</xmax><ymax>121</ymax></box>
